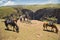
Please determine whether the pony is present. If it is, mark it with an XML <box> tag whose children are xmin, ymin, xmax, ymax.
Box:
<box><xmin>43</xmin><ymin>22</ymin><xmax>58</xmax><ymax>33</ymax></box>
<box><xmin>4</xmin><ymin>19</ymin><xmax>19</xmax><ymax>33</ymax></box>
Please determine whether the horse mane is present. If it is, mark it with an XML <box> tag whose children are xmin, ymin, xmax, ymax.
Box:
<box><xmin>43</xmin><ymin>22</ymin><xmax>48</xmax><ymax>24</ymax></box>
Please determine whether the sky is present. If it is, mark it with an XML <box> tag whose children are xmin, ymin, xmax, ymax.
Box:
<box><xmin>0</xmin><ymin>0</ymin><xmax>60</xmax><ymax>6</ymax></box>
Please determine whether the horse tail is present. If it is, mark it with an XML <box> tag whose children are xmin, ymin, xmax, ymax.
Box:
<box><xmin>54</xmin><ymin>25</ymin><xmax>58</xmax><ymax>33</ymax></box>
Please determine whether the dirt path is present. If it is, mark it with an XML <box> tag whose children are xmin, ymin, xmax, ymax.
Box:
<box><xmin>0</xmin><ymin>20</ymin><xmax>59</xmax><ymax>40</ymax></box>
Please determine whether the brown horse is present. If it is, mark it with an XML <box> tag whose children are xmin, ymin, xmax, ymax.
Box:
<box><xmin>43</xmin><ymin>22</ymin><xmax>58</xmax><ymax>33</ymax></box>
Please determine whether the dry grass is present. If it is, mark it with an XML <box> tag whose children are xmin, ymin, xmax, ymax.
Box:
<box><xmin>0</xmin><ymin>19</ymin><xmax>60</xmax><ymax>40</ymax></box>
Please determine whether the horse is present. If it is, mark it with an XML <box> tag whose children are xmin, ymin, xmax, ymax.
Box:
<box><xmin>43</xmin><ymin>22</ymin><xmax>58</xmax><ymax>33</ymax></box>
<box><xmin>4</xmin><ymin>19</ymin><xmax>19</xmax><ymax>33</ymax></box>
<box><xmin>19</xmin><ymin>14</ymin><xmax>31</xmax><ymax>23</ymax></box>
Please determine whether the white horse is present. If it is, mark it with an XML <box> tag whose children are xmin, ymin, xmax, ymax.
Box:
<box><xmin>19</xmin><ymin>14</ymin><xmax>31</xmax><ymax>23</ymax></box>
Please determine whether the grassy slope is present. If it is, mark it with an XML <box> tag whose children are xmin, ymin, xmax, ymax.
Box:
<box><xmin>0</xmin><ymin>7</ymin><xmax>17</xmax><ymax>18</ymax></box>
<box><xmin>0</xmin><ymin>4</ymin><xmax>60</xmax><ymax>16</ymax></box>
<box><xmin>22</xmin><ymin>4</ymin><xmax>60</xmax><ymax>11</ymax></box>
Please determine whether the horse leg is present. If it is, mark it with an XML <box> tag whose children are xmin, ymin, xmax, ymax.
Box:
<box><xmin>15</xmin><ymin>24</ymin><xmax>19</xmax><ymax>33</ymax></box>
<box><xmin>6</xmin><ymin>25</ymin><xmax>9</xmax><ymax>30</ymax></box>
<box><xmin>43</xmin><ymin>23</ymin><xmax>46</xmax><ymax>30</ymax></box>
<box><xmin>13</xmin><ymin>26</ymin><xmax>15</xmax><ymax>32</ymax></box>
<box><xmin>23</xmin><ymin>17</ymin><xmax>25</xmax><ymax>22</ymax></box>
<box><xmin>27</xmin><ymin>19</ymin><xmax>29</xmax><ymax>23</ymax></box>
<box><xmin>43</xmin><ymin>26</ymin><xmax>45</xmax><ymax>30</ymax></box>
<box><xmin>46</xmin><ymin>26</ymin><xmax>47</xmax><ymax>30</ymax></box>
<box><xmin>24</xmin><ymin>17</ymin><xmax>25</xmax><ymax>21</ymax></box>
<box><xmin>51</xmin><ymin>27</ymin><xmax>54</xmax><ymax>32</ymax></box>
<box><xmin>5</xmin><ymin>23</ymin><xmax>9</xmax><ymax>30</ymax></box>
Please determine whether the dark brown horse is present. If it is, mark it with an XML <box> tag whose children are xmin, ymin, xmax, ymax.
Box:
<box><xmin>4</xmin><ymin>19</ymin><xmax>19</xmax><ymax>33</ymax></box>
<box><xmin>43</xmin><ymin>22</ymin><xmax>58</xmax><ymax>33</ymax></box>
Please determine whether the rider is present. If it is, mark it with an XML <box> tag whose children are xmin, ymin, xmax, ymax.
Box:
<box><xmin>48</xmin><ymin>20</ymin><xmax>54</xmax><ymax>25</ymax></box>
<box><xmin>6</xmin><ymin>16</ymin><xmax>13</xmax><ymax>23</ymax></box>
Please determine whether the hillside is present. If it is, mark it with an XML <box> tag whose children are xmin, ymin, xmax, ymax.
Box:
<box><xmin>0</xmin><ymin>4</ymin><xmax>60</xmax><ymax>18</ymax></box>
<box><xmin>22</xmin><ymin>4</ymin><xmax>60</xmax><ymax>11</ymax></box>
<box><xmin>0</xmin><ymin>7</ymin><xmax>16</xmax><ymax>18</ymax></box>
<box><xmin>0</xmin><ymin>4</ymin><xmax>60</xmax><ymax>23</ymax></box>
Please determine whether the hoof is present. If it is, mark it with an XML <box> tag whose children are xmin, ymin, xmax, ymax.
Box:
<box><xmin>16</xmin><ymin>30</ymin><xmax>19</xmax><ymax>33</ymax></box>
<box><xmin>13</xmin><ymin>30</ymin><xmax>15</xmax><ymax>32</ymax></box>
<box><xmin>5</xmin><ymin>28</ymin><xmax>9</xmax><ymax>30</ymax></box>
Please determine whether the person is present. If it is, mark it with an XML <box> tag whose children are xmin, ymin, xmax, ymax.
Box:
<box><xmin>5</xmin><ymin>16</ymin><xmax>10</xmax><ymax>23</ymax></box>
<box><xmin>6</xmin><ymin>16</ymin><xmax>14</xmax><ymax>24</ymax></box>
<box><xmin>48</xmin><ymin>20</ymin><xmax>54</xmax><ymax>25</ymax></box>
